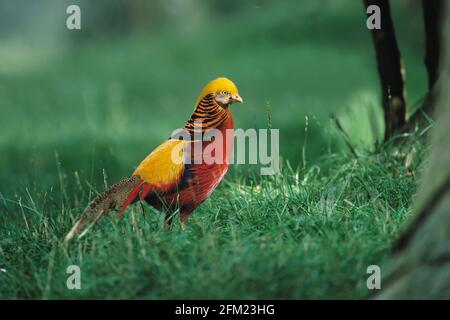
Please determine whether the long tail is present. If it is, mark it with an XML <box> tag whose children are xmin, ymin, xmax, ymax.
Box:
<box><xmin>64</xmin><ymin>175</ymin><xmax>152</xmax><ymax>243</ymax></box>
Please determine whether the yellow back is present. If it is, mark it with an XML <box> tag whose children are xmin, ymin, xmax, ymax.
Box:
<box><xmin>133</xmin><ymin>139</ymin><xmax>186</xmax><ymax>189</ymax></box>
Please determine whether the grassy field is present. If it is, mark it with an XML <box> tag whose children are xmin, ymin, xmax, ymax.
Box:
<box><xmin>0</xmin><ymin>1</ymin><xmax>428</xmax><ymax>299</ymax></box>
<box><xmin>0</xmin><ymin>137</ymin><xmax>425</xmax><ymax>299</ymax></box>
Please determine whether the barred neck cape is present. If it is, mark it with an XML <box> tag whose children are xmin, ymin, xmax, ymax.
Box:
<box><xmin>183</xmin><ymin>93</ymin><xmax>230</xmax><ymax>136</ymax></box>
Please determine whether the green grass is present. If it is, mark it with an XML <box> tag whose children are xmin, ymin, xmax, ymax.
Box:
<box><xmin>0</xmin><ymin>135</ymin><xmax>426</xmax><ymax>299</ymax></box>
<box><xmin>0</xmin><ymin>1</ymin><xmax>428</xmax><ymax>299</ymax></box>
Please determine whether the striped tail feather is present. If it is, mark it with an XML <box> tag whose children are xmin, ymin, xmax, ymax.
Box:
<box><xmin>64</xmin><ymin>175</ymin><xmax>144</xmax><ymax>243</ymax></box>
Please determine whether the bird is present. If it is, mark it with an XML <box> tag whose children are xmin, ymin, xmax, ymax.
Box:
<box><xmin>64</xmin><ymin>77</ymin><xmax>243</xmax><ymax>242</ymax></box>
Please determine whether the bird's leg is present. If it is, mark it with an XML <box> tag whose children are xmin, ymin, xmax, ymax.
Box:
<box><xmin>164</xmin><ymin>212</ymin><xmax>175</xmax><ymax>230</ymax></box>
<box><xmin>180</xmin><ymin>212</ymin><xmax>191</xmax><ymax>223</ymax></box>
<box><xmin>164</xmin><ymin>219</ymin><xmax>172</xmax><ymax>230</ymax></box>
<box><xmin>179</xmin><ymin>209</ymin><xmax>193</xmax><ymax>229</ymax></box>
<box><xmin>138</xmin><ymin>200</ymin><xmax>145</xmax><ymax>217</ymax></box>
<box><xmin>163</xmin><ymin>210</ymin><xmax>191</xmax><ymax>230</ymax></box>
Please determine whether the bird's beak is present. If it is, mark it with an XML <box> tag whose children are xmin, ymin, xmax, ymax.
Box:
<box><xmin>231</xmin><ymin>94</ymin><xmax>243</xmax><ymax>104</ymax></box>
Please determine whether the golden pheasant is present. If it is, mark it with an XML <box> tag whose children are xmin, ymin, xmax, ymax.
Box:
<box><xmin>64</xmin><ymin>77</ymin><xmax>243</xmax><ymax>242</ymax></box>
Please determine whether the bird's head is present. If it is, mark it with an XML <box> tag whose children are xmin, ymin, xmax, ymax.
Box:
<box><xmin>196</xmin><ymin>77</ymin><xmax>243</xmax><ymax>108</ymax></box>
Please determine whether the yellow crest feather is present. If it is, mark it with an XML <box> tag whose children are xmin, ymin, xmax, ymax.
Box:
<box><xmin>195</xmin><ymin>77</ymin><xmax>239</xmax><ymax>106</ymax></box>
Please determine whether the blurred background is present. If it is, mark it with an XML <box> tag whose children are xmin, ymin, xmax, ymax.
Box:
<box><xmin>0</xmin><ymin>0</ymin><xmax>426</xmax><ymax>195</ymax></box>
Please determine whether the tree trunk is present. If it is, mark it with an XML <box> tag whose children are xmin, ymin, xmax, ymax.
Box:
<box><xmin>364</xmin><ymin>0</ymin><xmax>407</xmax><ymax>141</ymax></box>
<box><xmin>407</xmin><ymin>0</ymin><xmax>445</xmax><ymax>126</ymax></box>
<box><xmin>376</xmin><ymin>6</ymin><xmax>450</xmax><ymax>299</ymax></box>
<box><xmin>422</xmin><ymin>0</ymin><xmax>444</xmax><ymax>90</ymax></box>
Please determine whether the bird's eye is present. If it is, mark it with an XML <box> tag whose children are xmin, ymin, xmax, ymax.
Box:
<box><xmin>222</xmin><ymin>90</ymin><xmax>230</xmax><ymax>95</ymax></box>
